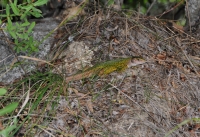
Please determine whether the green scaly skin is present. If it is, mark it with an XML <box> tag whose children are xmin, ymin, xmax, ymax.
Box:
<box><xmin>66</xmin><ymin>57</ymin><xmax>143</xmax><ymax>83</ymax></box>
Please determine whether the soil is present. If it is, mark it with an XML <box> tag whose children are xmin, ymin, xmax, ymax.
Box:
<box><xmin>2</xmin><ymin>1</ymin><xmax>200</xmax><ymax>137</ymax></box>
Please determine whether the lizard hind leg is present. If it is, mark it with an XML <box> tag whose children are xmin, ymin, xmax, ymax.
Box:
<box><xmin>117</xmin><ymin>66</ymin><xmax>127</xmax><ymax>72</ymax></box>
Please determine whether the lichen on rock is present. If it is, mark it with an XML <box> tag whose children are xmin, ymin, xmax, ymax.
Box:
<box><xmin>56</xmin><ymin>41</ymin><xmax>94</xmax><ymax>75</ymax></box>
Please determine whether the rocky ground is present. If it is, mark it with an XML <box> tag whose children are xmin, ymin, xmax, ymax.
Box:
<box><xmin>1</xmin><ymin>1</ymin><xmax>200</xmax><ymax>137</ymax></box>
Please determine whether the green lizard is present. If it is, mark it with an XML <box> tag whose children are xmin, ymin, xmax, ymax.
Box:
<box><xmin>66</xmin><ymin>56</ymin><xmax>146</xmax><ymax>83</ymax></box>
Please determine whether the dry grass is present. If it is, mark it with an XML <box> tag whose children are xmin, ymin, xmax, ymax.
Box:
<box><xmin>46</xmin><ymin>7</ymin><xmax>200</xmax><ymax>136</ymax></box>
<box><xmin>1</xmin><ymin>4</ymin><xmax>200</xmax><ymax>137</ymax></box>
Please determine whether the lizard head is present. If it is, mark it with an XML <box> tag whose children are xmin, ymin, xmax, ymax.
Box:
<box><xmin>127</xmin><ymin>56</ymin><xmax>146</xmax><ymax>67</ymax></box>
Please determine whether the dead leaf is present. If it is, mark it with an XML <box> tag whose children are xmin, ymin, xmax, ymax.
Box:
<box><xmin>114</xmin><ymin>38</ymin><xmax>120</xmax><ymax>44</ymax></box>
<box><xmin>86</xmin><ymin>98</ymin><xmax>94</xmax><ymax>113</ymax></box>
<box><xmin>156</xmin><ymin>52</ymin><xmax>167</xmax><ymax>60</ymax></box>
<box><xmin>68</xmin><ymin>88</ymin><xmax>85</xmax><ymax>97</ymax></box>
<box><xmin>105</xmin><ymin>25</ymin><xmax>119</xmax><ymax>31</ymax></box>
<box><xmin>180</xmin><ymin>73</ymin><xmax>187</xmax><ymax>81</ymax></box>
<box><xmin>67</xmin><ymin>6</ymin><xmax>80</xmax><ymax>19</ymax></box>
<box><xmin>0</xmin><ymin>120</ymin><xmax>4</xmax><ymax>130</ymax></box>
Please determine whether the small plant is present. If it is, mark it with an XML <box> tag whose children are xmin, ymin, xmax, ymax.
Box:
<box><xmin>0</xmin><ymin>0</ymin><xmax>48</xmax><ymax>54</ymax></box>
<box><xmin>0</xmin><ymin>88</ymin><xmax>19</xmax><ymax>137</ymax></box>
<box><xmin>165</xmin><ymin>118</ymin><xmax>200</xmax><ymax>137</ymax></box>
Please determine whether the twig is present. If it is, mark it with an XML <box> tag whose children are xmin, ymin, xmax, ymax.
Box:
<box><xmin>185</xmin><ymin>0</ymin><xmax>191</xmax><ymax>33</ymax></box>
<box><xmin>108</xmin><ymin>83</ymin><xmax>160</xmax><ymax>124</ymax></box>
<box><xmin>18</xmin><ymin>56</ymin><xmax>62</xmax><ymax>74</ymax></box>
<box><xmin>157</xmin><ymin>0</ymin><xmax>184</xmax><ymax>19</ymax></box>
<box><xmin>146</xmin><ymin>0</ymin><xmax>156</xmax><ymax>15</ymax></box>
<box><xmin>176</xmin><ymin>38</ymin><xmax>200</xmax><ymax>77</ymax></box>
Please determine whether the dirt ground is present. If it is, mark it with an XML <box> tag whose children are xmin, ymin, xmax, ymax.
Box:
<box><xmin>39</xmin><ymin>4</ymin><xmax>200</xmax><ymax>136</ymax></box>
<box><xmin>8</xmin><ymin>2</ymin><xmax>200</xmax><ymax>137</ymax></box>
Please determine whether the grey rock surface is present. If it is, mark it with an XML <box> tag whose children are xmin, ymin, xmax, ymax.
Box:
<box><xmin>185</xmin><ymin>0</ymin><xmax>200</xmax><ymax>26</ymax></box>
<box><xmin>0</xmin><ymin>18</ymin><xmax>59</xmax><ymax>84</ymax></box>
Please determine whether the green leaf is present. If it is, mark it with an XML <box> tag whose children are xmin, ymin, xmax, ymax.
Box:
<box><xmin>9</xmin><ymin>30</ymin><xmax>17</xmax><ymax>39</ymax></box>
<box><xmin>0</xmin><ymin>125</ymin><xmax>17</xmax><ymax>137</ymax></box>
<box><xmin>0</xmin><ymin>102</ymin><xmax>18</xmax><ymax>116</ymax></box>
<box><xmin>0</xmin><ymin>117</ymin><xmax>17</xmax><ymax>136</ymax></box>
<box><xmin>1</xmin><ymin>0</ymin><xmax>8</xmax><ymax>7</ymax></box>
<box><xmin>10</xmin><ymin>25</ymin><xmax>17</xmax><ymax>31</ymax></box>
<box><xmin>0</xmin><ymin>14</ymin><xmax>7</xmax><ymax>17</ymax></box>
<box><xmin>14</xmin><ymin>0</ymin><xmax>18</xmax><ymax>5</ymax></box>
<box><xmin>33</xmin><ymin>0</ymin><xmax>48</xmax><ymax>6</ymax></box>
<box><xmin>10</xmin><ymin>2</ymin><xmax>20</xmax><ymax>15</ymax></box>
<box><xmin>16</xmin><ymin>47</ymin><xmax>20</xmax><ymax>53</ymax></box>
<box><xmin>21</xmin><ymin>21</ymin><xmax>30</xmax><ymax>27</ymax></box>
<box><xmin>26</xmin><ymin>0</ymin><xmax>34</xmax><ymax>4</ymax></box>
<box><xmin>15</xmin><ymin>22</ymin><xmax>20</xmax><ymax>27</ymax></box>
<box><xmin>17</xmin><ymin>33</ymin><xmax>24</xmax><ymax>39</ymax></box>
<box><xmin>20</xmin><ymin>4</ymin><xmax>32</xmax><ymax>11</ymax></box>
<box><xmin>30</xmin><ymin>7</ymin><xmax>42</xmax><ymax>18</ymax></box>
<box><xmin>7</xmin><ymin>17</ymin><xmax>12</xmax><ymax>27</ymax></box>
<box><xmin>27</xmin><ymin>22</ymin><xmax>35</xmax><ymax>33</ymax></box>
<box><xmin>23</xmin><ymin>34</ymin><xmax>29</xmax><ymax>40</ymax></box>
<box><xmin>107</xmin><ymin>0</ymin><xmax>114</xmax><ymax>6</ymax></box>
<box><xmin>14</xmin><ymin>39</ymin><xmax>19</xmax><ymax>44</ymax></box>
<box><xmin>22</xmin><ymin>46</ymin><xmax>26</xmax><ymax>51</ymax></box>
<box><xmin>19</xmin><ymin>26</ymin><xmax>25</xmax><ymax>31</ymax></box>
<box><xmin>6</xmin><ymin>4</ymin><xmax>10</xmax><ymax>16</ymax></box>
<box><xmin>31</xmin><ymin>6</ymin><xmax>42</xmax><ymax>13</ymax></box>
<box><xmin>0</xmin><ymin>88</ymin><xmax>7</xmax><ymax>96</ymax></box>
<box><xmin>20</xmin><ymin>13</ymin><xmax>27</xmax><ymax>20</ymax></box>
<box><xmin>31</xmin><ymin>12</ymin><xmax>42</xmax><ymax>18</ymax></box>
<box><xmin>6</xmin><ymin>18</ymin><xmax>17</xmax><ymax>39</ymax></box>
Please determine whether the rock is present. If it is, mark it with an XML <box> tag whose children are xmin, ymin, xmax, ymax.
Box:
<box><xmin>0</xmin><ymin>18</ymin><xmax>59</xmax><ymax>84</ymax></box>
